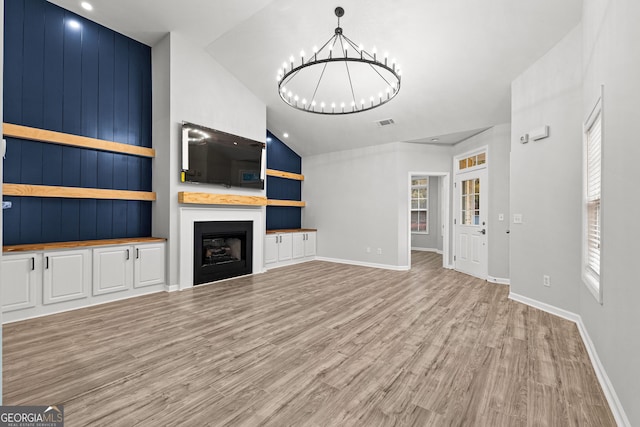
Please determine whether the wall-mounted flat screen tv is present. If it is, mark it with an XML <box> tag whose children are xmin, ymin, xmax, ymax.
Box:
<box><xmin>181</xmin><ymin>122</ymin><xmax>265</xmax><ymax>189</ymax></box>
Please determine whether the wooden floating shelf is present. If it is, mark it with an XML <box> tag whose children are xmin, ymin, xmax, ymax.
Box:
<box><xmin>177</xmin><ymin>192</ymin><xmax>306</xmax><ymax>207</ymax></box>
<box><xmin>266</xmin><ymin>228</ymin><xmax>317</xmax><ymax>234</ymax></box>
<box><xmin>266</xmin><ymin>169</ymin><xmax>304</xmax><ymax>181</ymax></box>
<box><xmin>266</xmin><ymin>199</ymin><xmax>306</xmax><ymax>207</ymax></box>
<box><xmin>3</xmin><ymin>237</ymin><xmax>166</xmax><ymax>253</ymax></box>
<box><xmin>3</xmin><ymin>184</ymin><xmax>156</xmax><ymax>201</ymax></box>
<box><xmin>3</xmin><ymin>123</ymin><xmax>156</xmax><ymax>158</ymax></box>
<box><xmin>178</xmin><ymin>192</ymin><xmax>268</xmax><ymax>206</ymax></box>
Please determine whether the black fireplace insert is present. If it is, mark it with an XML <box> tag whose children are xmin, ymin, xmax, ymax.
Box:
<box><xmin>193</xmin><ymin>221</ymin><xmax>253</xmax><ymax>285</ymax></box>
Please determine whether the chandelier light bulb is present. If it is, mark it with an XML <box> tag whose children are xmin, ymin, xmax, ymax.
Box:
<box><xmin>300</xmin><ymin>50</ymin><xmax>305</xmax><ymax>57</ymax></box>
<box><xmin>294</xmin><ymin>95</ymin><xmax>299</xmax><ymax>101</ymax></box>
<box><xmin>288</xmin><ymin>91</ymin><xmax>292</xmax><ymax>98</ymax></box>
<box><xmin>321</xmin><ymin>102</ymin><xmax>325</xmax><ymax>108</ymax></box>
<box><xmin>281</xmin><ymin>86</ymin><xmax>286</xmax><ymax>93</ymax></box>
<box><xmin>302</xmin><ymin>98</ymin><xmax>307</xmax><ymax>105</ymax></box>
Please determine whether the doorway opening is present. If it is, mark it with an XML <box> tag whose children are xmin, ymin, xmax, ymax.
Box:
<box><xmin>407</xmin><ymin>172</ymin><xmax>451</xmax><ymax>269</ymax></box>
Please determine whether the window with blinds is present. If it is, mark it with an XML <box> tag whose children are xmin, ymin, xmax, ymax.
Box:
<box><xmin>584</xmin><ymin>99</ymin><xmax>602</xmax><ymax>301</ymax></box>
<box><xmin>411</xmin><ymin>177</ymin><xmax>429</xmax><ymax>233</ymax></box>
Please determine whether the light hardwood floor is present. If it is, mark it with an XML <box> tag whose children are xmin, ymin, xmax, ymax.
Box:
<box><xmin>3</xmin><ymin>252</ymin><xmax>615</xmax><ymax>426</ymax></box>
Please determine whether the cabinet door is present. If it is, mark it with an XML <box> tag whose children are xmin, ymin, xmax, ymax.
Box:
<box><xmin>292</xmin><ymin>233</ymin><xmax>305</xmax><ymax>259</ymax></box>
<box><xmin>1</xmin><ymin>253</ymin><xmax>40</xmax><ymax>312</ymax></box>
<box><xmin>278</xmin><ymin>233</ymin><xmax>293</xmax><ymax>262</ymax></box>
<box><xmin>43</xmin><ymin>249</ymin><xmax>90</xmax><ymax>305</ymax></box>
<box><xmin>134</xmin><ymin>243</ymin><xmax>165</xmax><ymax>288</ymax></box>
<box><xmin>304</xmin><ymin>232</ymin><xmax>317</xmax><ymax>257</ymax></box>
<box><xmin>93</xmin><ymin>246</ymin><xmax>133</xmax><ymax>296</ymax></box>
<box><xmin>264</xmin><ymin>235</ymin><xmax>279</xmax><ymax>265</ymax></box>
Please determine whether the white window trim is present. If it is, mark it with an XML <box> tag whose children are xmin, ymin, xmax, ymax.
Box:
<box><xmin>582</xmin><ymin>92</ymin><xmax>603</xmax><ymax>304</ymax></box>
<box><xmin>411</xmin><ymin>178</ymin><xmax>429</xmax><ymax>235</ymax></box>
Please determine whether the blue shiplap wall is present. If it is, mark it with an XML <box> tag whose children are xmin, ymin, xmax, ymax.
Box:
<box><xmin>3</xmin><ymin>0</ymin><xmax>152</xmax><ymax>245</ymax></box>
<box><xmin>266</xmin><ymin>131</ymin><xmax>302</xmax><ymax>230</ymax></box>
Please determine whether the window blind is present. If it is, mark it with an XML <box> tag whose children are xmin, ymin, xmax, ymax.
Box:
<box><xmin>586</xmin><ymin>113</ymin><xmax>601</xmax><ymax>277</ymax></box>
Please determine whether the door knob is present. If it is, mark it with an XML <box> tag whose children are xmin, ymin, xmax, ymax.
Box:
<box><xmin>478</xmin><ymin>229</ymin><xmax>486</xmax><ymax>235</ymax></box>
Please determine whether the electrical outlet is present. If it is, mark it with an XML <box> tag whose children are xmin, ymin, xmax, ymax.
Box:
<box><xmin>498</xmin><ymin>213</ymin><xmax>504</xmax><ymax>221</ymax></box>
<box><xmin>366</xmin><ymin>247</ymin><xmax>371</xmax><ymax>253</ymax></box>
<box><xmin>543</xmin><ymin>275</ymin><xmax>551</xmax><ymax>287</ymax></box>
<box><xmin>377</xmin><ymin>248</ymin><xmax>382</xmax><ymax>255</ymax></box>
<box><xmin>513</xmin><ymin>214</ymin><xmax>523</xmax><ymax>224</ymax></box>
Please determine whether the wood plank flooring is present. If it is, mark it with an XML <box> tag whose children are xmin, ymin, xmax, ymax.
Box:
<box><xmin>3</xmin><ymin>252</ymin><xmax>615</xmax><ymax>426</ymax></box>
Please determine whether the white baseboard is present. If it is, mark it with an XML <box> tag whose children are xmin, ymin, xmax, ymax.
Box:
<box><xmin>575</xmin><ymin>319</ymin><xmax>631</xmax><ymax>427</ymax></box>
<box><xmin>508</xmin><ymin>292</ymin><xmax>579</xmax><ymax>323</ymax></box>
<box><xmin>165</xmin><ymin>284</ymin><xmax>179</xmax><ymax>292</ymax></box>
<box><xmin>315</xmin><ymin>257</ymin><xmax>410</xmax><ymax>272</ymax></box>
<box><xmin>509</xmin><ymin>292</ymin><xmax>630</xmax><ymax>427</ymax></box>
<box><xmin>487</xmin><ymin>276</ymin><xmax>510</xmax><ymax>285</ymax></box>
<box><xmin>445</xmin><ymin>263</ymin><xmax>455</xmax><ymax>270</ymax></box>
<box><xmin>411</xmin><ymin>247</ymin><xmax>443</xmax><ymax>254</ymax></box>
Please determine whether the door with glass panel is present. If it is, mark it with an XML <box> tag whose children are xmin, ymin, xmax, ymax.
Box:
<box><xmin>454</xmin><ymin>163</ymin><xmax>488</xmax><ymax>279</ymax></box>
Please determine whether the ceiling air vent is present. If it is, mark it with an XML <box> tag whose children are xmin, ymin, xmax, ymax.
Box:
<box><xmin>375</xmin><ymin>118</ymin><xmax>395</xmax><ymax>127</ymax></box>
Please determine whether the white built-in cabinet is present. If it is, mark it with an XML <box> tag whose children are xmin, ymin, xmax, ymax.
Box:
<box><xmin>1</xmin><ymin>253</ymin><xmax>39</xmax><ymax>312</ymax></box>
<box><xmin>93</xmin><ymin>243</ymin><xmax>165</xmax><ymax>296</ymax></box>
<box><xmin>303</xmin><ymin>232</ymin><xmax>316</xmax><ymax>257</ymax></box>
<box><xmin>1</xmin><ymin>241</ymin><xmax>165</xmax><ymax>323</ymax></box>
<box><xmin>43</xmin><ymin>249</ymin><xmax>91</xmax><ymax>305</ymax></box>
<box><xmin>265</xmin><ymin>231</ymin><xmax>316</xmax><ymax>268</ymax></box>
<box><xmin>134</xmin><ymin>243</ymin><xmax>166</xmax><ymax>288</ymax></box>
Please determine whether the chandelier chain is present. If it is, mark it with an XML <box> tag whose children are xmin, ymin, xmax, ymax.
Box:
<box><xmin>338</xmin><ymin>36</ymin><xmax>357</xmax><ymax>105</ymax></box>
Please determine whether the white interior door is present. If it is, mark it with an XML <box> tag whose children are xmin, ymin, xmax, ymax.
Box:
<box><xmin>454</xmin><ymin>168</ymin><xmax>488</xmax><ymax>279</ymax></box>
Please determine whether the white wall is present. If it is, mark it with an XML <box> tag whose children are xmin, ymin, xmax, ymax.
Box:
<box><xmin>303</xmin><ymin>142</ymin><xmax>452</xmax><ymax>268</ymax></box>
<box><xmin>511</xmin><ymin>8</ymin><xmax>639</xmax><ymax>423</ymax></box>
<box><xmin>411</xmin><ymin>176</ymin><xmax>442</xmax><ymax>251</ymax></box>
<box><xmin>454</xmin><ymin>125</ymin><xmax>511</xmax><ymax>280</ymax></box>
<box><xmin>510</xmin><ymin>26</ymin><xmax>583</xmax><ymax>313</ymax></box>
<box><xmin>152</xmin><ymin>32</ymin><xmax>266</xmax><ymax>288</ymax></box>
<box><xmin>580</xmin><ymin>1</ymin><xmax>640</xmax><ymax>424</ymax></box>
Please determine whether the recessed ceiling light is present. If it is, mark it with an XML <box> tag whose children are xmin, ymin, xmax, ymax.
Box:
<box><xmin>81</xmin><ymin>1</ymin><xmax>93</xmax><ymax>11</ymax></box>
<box><xmin>283</xmin><ymin>133</ymin><xmax>289</xmax><ymax>138</ymax></box>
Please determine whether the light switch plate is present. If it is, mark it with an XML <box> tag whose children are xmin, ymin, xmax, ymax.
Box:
<box><xmin>513</xmin><ymin>214</ymin><xmax>523</xmax><ymax>224</ymax></box>
<box><xmin>498</xmin><ymin>213</ymin><xmax>504</xmax><ymax>221</ymax></box>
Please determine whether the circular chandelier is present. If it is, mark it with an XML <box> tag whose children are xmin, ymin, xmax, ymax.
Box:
<box><xmin>277</xmin><ymin>6</ymin><xmax>402</xmax><ymax>115</ymax></box>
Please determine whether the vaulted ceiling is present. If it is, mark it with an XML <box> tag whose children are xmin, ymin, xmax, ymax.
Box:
<box><xmin>50</xmin><ymin>0</ymin><xmax>582</xmax><ymax>155</ymax></box>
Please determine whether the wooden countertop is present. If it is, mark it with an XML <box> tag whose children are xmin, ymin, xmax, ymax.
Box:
<box><xmin>3</xmin><ymin>237</ymin><xmax>167</xmax><ymax>253</ymax></box>
<box><xmin>266</xmin><ymin>229</ymin><xmax>317</xmax><ymax>235</ymax></box>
